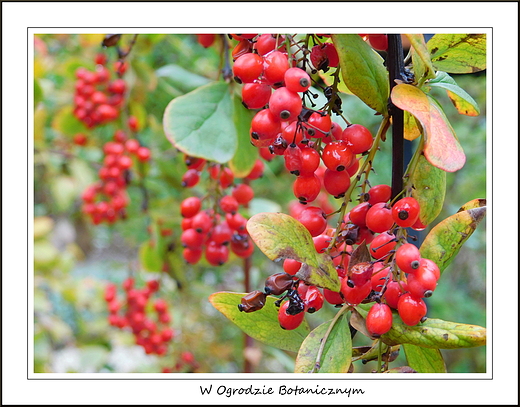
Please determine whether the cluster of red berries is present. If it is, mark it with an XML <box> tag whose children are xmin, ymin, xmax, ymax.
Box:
<box><xmin>240</xmin><ymin>185</ymin><xmax>440</xmax><ymax>333</ymax></box>
<box><xmin>73</xmin><ymin>53</ymin><xmax>128</xmax><ymax>128</ymax></box>
<box><xmin>179</xmin><ymin>154</ymin><xmax>264</xmax><ymax>266</ymax></box>
<box><xmin>104</xmin><ymin>278</ymin><xmax>175</xmax><ymax>356</ymax></box>
<box><xmin>80</xmin><ymin>128</ymin><xmax>150</xmax><ymax>224</ymax></box>
<box><xmin>227</xmin><ymin>34</ymin><xmax>375</xmax><ymax>205</ymax></box>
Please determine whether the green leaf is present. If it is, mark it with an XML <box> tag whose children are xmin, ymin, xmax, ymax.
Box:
<box><xmin>420</xmin><ymin>203</ymin><xmax>486</xmax><ymax>274</ymax></box>
<box><xmin>294</xmin><ymin>314</ymin><xmax>352</xmax><ymax>373</ymax></box>
<box><xmin>34</xmin><ymin>79</ymin><xmax>43</xmax><ymax>109</ymax></box>
<box><xmin>383</xmin><ymin>317</ymin><xmax>486</xmax><ymax>349</ymax></box>
<box><xmin>427</xmin><ymin>72</ymin><xmax>480</xmax><ymax>116</ymax></box>
<box><xmin>163</xmin><ymin>81</ymin><xmax>237</xmax><ymax>163</ymax></box>
<box><xmin>52</xmin><ymin>105</ymin><xmax>86</xmax><ymax>136</ymax></box>
<box><xmin>139</xmin><ymin>241</ymin><xmax>162</xmax><ymax>272</ymax></box>
<box><xmin>405</xmin><ymin>34</ymin><xmax>436</xmax><ymax>82</ymax></box>
<box><xmin>391</xmin><ymin>84</ymin><xmax>466</xmax><ymax>172</ymax></box>
<box><xmin>228</xmin><ymin>94</ymin><xmax>258</xmax><ymax>178</ymax></box>
<box><xmin>332</xmin><ymin>34</ymin><xmax>389</xmax><ymax>115</ymax></box>
<box><xmin>209</xmin><ymin>292</ymin><xmax>310</xmax><ymax>353</ymax></box>
<box><xmin>410</xmin><ymin>154</ymin><xmax>446</xmax><ymax>225</ymax></box>
<box><xmin>427</xmin><ymin>34</ymin><xmax>486</xmax><ymax>74</ymax></box>
<box><xmin>356</xmin><ymin>306</ymin><xmax>486</xmax><ymax>349</ymax></box>
<box><xmin>156</xmin><ymin>63</ymin><xmax>212</xmax><ymax>93</ymax></box>
<box><xmin>403</xmin><ymin>344</ymin><xmax>447</xmax><ymax>373</ymax></box>
<box><xmin>246</xmin><ymin>212</ymin><xmax>340</xmax><ymax>291</ymax></box>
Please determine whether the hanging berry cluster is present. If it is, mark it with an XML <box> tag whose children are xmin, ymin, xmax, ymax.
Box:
<box><xmin>80</xmin><ymin>128</ymin><xmax>150</xmax><ymax>224</ymax></box>
<box><xmin>179</xmin><ymin>154</ymin><xmax>264</xmax><ymax>266</ymax></box>
<box><xmin>224</xmin><ymin>33</ymin><xmax>440</xmax><ymax>334</ymax></box>
<box><xmin>73</xmin><ymin>53</ymin><xmax>128</xmax><ymax>128</ymax></box>
<box><xmin>104</xmin><ymin>278</ymin><xmax>175</xmax><ymax>356</ymax></box>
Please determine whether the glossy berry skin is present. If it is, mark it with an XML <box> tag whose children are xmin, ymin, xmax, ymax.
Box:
<box><xmin>283</xmin><ymin>258</ymin><xmax>302</xmax><ymax>275</ymax></box>
<box><xmin>348</xmin><ymin>202</ymin><xmax>371</xmax><ymax>227</ymax></box>
<box><xmin>299</xmin><ymin>146</ymin><xmax>321</xmax><ymax>175</ymax></box>
<box><xmin>253</xmin><ymin>34</ymin><xmax>285</xmax><ymax>56</ymax></box>
<box><xmin>310</xmin><ymin>43</ymin><xmax>339</xmax><ymax>71</ymax></box>
<box><xmin>322</xmin><ymin>140</ymin><xmax>355</xmax><ymax>171</ymax></box>
<box><xmin>369</xmin><ymin>231</ymin><xmax>397</xmax><ymax>259</ymax></box>
<box><xmin>205</xmin><ymin>242</ymin><xmax>229</xmax><ymax>266</ymax></box>
<box><xmin>407</xmin><ymin>265</ymin><xmax>438</xmax><ymax>298</ymax></box>
<box><xmin>341</xmin><ymin>278</ymin><xmax>372</xmax><ymax>305</ymax></box>
<box><xmin>180</xmin><ymin>197</ymin><xmax>201</xmax><ymax>218</ymax></box>
<box><xmin>341</xmin><ymin>124</ymin><xmax>373</xmax><ymax>154</ymax></box>
<box><xmin>297</xmin><ymin>206</ymin><xmax>327</xmax><ymax>237</ymax></box>
<box><xmin>263</xmin><ymin>50</ymin><xmax>289</xmax><ymax>86</ymax></box>
<box><xmin>250</xmin><ymin>109</ymin><xmax>281</xmax><ymax>146</ymax></box>
<box><xmin>196</xmin><ymin>34</ymin><xmax>216</xmax><ymax>48</ymax></box>
<box><xmin>268</xmin><ymin>87</ymin><xmax>302</xmax><ymax>121</ymax></box>
<box><xmin>392</xmin><ymin>197</ymin><xmax>421</xmax><ymax>227</ymax></box>
<box><xmin>323</xmin><ymin>169</ymin><xmax>351</xmax><ymax>198</ymax></box>
<box><xmin>397</xmin><ymin>293</ymin><xmax>427</xmax><ymax>326</ymax></box>
<box><xmin>241</xmin><ymin>82</ymin><xmax>271</xmax><ymax>109</ymax></box>
<box><xmin>366</xmin><ymin>303</ymin><xmax>393</xmax><ymax>336</ymax></box>
<box><xmin>304</xmin><ymin>286</ymin><xmax>324</xmax><ymax>313</ymax></box>
<box><xmin>367</xmin><ymin>184</ymin><xmax>392</xmax><ymax>205</ymax></box>
<box><xmin>383</xmin><ymin>280</ymin><xmax>408</xmax><ymax>309</ymax></box>
<box><xmin>417</xmin><ymin>258</ymin><xmax>441</xmax><ymax>280</ymax></box>
<box><xmin>306</xmin><ymin>112</ymin><xmax>332</xmax><ymax>138</ymax></box>
<box><xmin>278</xmin><ymin>300</ymin><xmax>305</xmax><ymax>330</ymax></box>
<box><xmin>368</xmin><ymin>34</ymin><xmax>389</xmax><ymax>51</ymax></box>
<box><xmin>365</xmin><ymin>202</ymin><xmax>394</xmax><ymax>233</ymax></box>
<box><xmin>323</xmin><ymin>287</ymin><xmax>344</xmax><ymax>305</ymax></box>
<box><xmin>233</xmin><ymin>53</ymin><xmax>264</xmax><ymax>83</ymax></box>
<box><xmin>284</xmin><ymin>67</ymin><xmax>311</xmax><ymax>93</ymax></box>
<box><xmin>231</xmin><ymin>184</ymin><xmax>254</xmax><ymax>205</ymax></box>
<box><xmin>219</xmin><ymin>195</ymin><xmax>239</xmax><ymax>214</ymax></box>
<box><xmin>395</xmin><ymin>243</ymin><xmax>422</xmax><ymax>274</ymax></box>
<box><xmin>284</xmin><ymin>143</ymin><xmax>303</xmax><ymax>175</ymax></box>
<box><xmin>293</xmin><ymin>174</ymin><xmax>321</xmax><ymax>204</ymax></box>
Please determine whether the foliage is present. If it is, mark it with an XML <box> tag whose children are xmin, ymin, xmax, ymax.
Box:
<box><xmin>33</xmin><ymin>33</ymin><xmax>486</xmax><ymax>373</ymax></box>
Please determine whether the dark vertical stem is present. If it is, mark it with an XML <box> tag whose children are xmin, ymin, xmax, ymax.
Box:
<box><xmin>387</xmin><ymin>34</ymin><xmax>405</xmax><ymax>200</ymax></box>
<box><xmin>243</xmin><ymin>256</ymin><xmax>253</xmax><ymax>373</ymax></box>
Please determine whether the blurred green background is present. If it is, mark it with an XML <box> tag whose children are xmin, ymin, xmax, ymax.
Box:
<box><xmin>33</xmin><ymin>34</ymin><xmax>486</xmax><ymax>373</ymax></box>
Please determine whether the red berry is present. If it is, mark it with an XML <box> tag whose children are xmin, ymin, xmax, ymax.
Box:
<box><xmin>383</xmin><ymin>280</ymin><xmax>408</xmax><ymax>309</ymax></box>
<box><xmin>278</xmin><ymin>300</ymin><xmax>305</xmax><ymax>330</ymax></box>
<box><xmin>369</xmin><ymin>231</ymin><xmax>397</xmax><ymax>259</ymax></box>
<box><xmin>205</xmin><ymin>242</ymin><xmax>229</xmax><ymax>266</ymax></box>
<box><xmin>231</xmin><ymin>184</ymin><xmax>254</xmax><ymax>205</ymax></box>
<box><xmin>197</xmin><ymin>34</ymin><xmax>216</xmax><ymax>48</ymax></box>
<box><xmin>341</xmin><ymin>124</ymin><xmax>373</xmax><ymax>154</ymax></box>
<box><xmin>180</xmin><ymin>197</ymin><xmax>201</xmax><ymax>218</ymax></box>
<box><xmin>348</xmin><ymin>202</ymin><xmax>371</xmax><ymax>227</ymax></box>
<box><xmin>283</xmin><ymin>258</ymin><xmax>302</xmax><ymax>275</ymax></box>
<box><xmin>304</xmin><ymin>286</ymin><xmax>324</xmax><ymax>313</ymax></box>
<box><xmin>398</xmin><ymin>293</ymin><xmax>427</xmax><ymax>326</ymax></box>
<box><xmin>263</xmin><ymin>51</ymin><xmax>289</xmax><ymax>86</ymax></box>
<box><xmin>268</xmin><ymin>87</ymin><xmax>302</xmax><ymax>122</ymax></box>
<box><xmin>284</xmin><ymin>67</ymin><xmax>311</xmax><ymax>93</ymax></box>
<box><xmin>306</xmin><ymin>112</ymin><xmax>332</xmax><ymax>138</ymax></box>
<box><xmin>219</xmin><ymin>195</ymin><xmax>239</xmax><ymax>214</ymax></box>
<box><xmin>245</xmin><ymin>159</ymin><xmax>264</xmax><ymax>180</ymax></box>
<box><xmin>181</xmin><ymin>169</ymin><xmax>200</xmax><ymax>187</ymax></box>
<box><xmin>253</xmin><ymin>34</ymin><xmax>285</xmax><ymax>56</ymax></box>
<box><xmin>366</xmin><ymin>303</ymin><xmax>393</xmax><ymax>336</ymax></box>
<box><xmin>250</xmin><ymin>108</ymin><xmax>281</xmax><ymax>146</ymax></box>
<box><xmin>233</xmin><ymin>53</ymin><xmax>264</xmax><ymax>83</ymax></box>
<box><xmin>136</xmin><ymin>146</ymin><xmax>151</xmax><ymax>162</ymax></box>
<box><xmin>392</xmin><ymin>197</ymin><xmax>421</xmax><ymax>228</ymax></box>
<box><xmin>322</xmin><ymin>140</ymin><xmax>355</xmax><ymax>172</ymax></box>
<box><xmin>407</xmin><ymin>265</ymin><xmax>438</xmax><ymax>298</ymax></box>
<box><xmin>293</xmin><ymin>174</ymin><xmax>321</xmax><ymax>204</ymax></box>
<box><xmin>365</xmin><ymin>202</ymin><xmax>394</xmax><ymax>233</ymax></box>
<box><xmin>367</xmin><ymin>184</ymin><xmax>392</xmax><ymax>205</ymax></box>
<box><xmin>323</xmin><ymin>169</ymin><xmax>351</xmax><ymax>198</ymax></box>
<box><xmin>368</xmin><ymin>34</ymin><xmax>388</xmax><ymax>51</ymax></box>
<box><xmin>395</xmin><ymin>243</ymin><xmax>421</xmax><ymax>274</ymax></box>
<box><xmin>299</xmin><ymin>146</ymin><xmax>321</xmax><ymax>175</ymax></box>
<box><xmin>241</xmin><ymin>82</ymin><xmax>272</xmax><ymax>109</ymax></box>
<box><xmin>296</xmin><ymin>206</ymin><xmax>327</xmax><ymax>237</ymax></box>
<box><xmin>341</xmin><ymin>278</ymin><xmax>372</xmax><ymax>305</ymax></box>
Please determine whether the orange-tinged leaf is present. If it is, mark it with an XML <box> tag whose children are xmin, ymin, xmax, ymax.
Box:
<box><xmin>391</xmin><ymin>84</ymin><xmax>466</xmax><ymax>172</ymax></box>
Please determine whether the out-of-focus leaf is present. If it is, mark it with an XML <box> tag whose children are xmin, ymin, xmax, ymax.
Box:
<box><xmin>163</xmin><ymin>81</ymin><xmax>237</xmax><ymax>164</ymax></box>
<box><xmin>209</xmin><ymin>292</ymin><xmax>310</xmax><ymax>353</ymax></box>
<box><xmin>246</xmin><ymin>212</ymin><xmax>340</xmax><ymax>291</ymax></box>
<box><xmin>34</xmin><ymin>79</ymin><xmax>43</xmax><ymax>108</ymax></box>
<box><xmin>156</xmin><ymin>64</ymin><xmax>212</xmax><ymax>93</ymax></box>
<box><xmin>52</xmin><ymin>106</ymin><xmax>86</xmax><ymax>137</ymax></box>
<box><xmin>410</xmin><ymin>154</ymin><xmax>446</xmax><ymax>225</ymax></box>
<box><xmin>50</xmin><ymin>176</ymin><xmax>78</xmax><ymax>212</ymax></box>
<box><xmin>34</xmin><ymin>216</ymin><xmax>54</xmax><ymax>240</ymax></box>
<box><xmin>427</xmin><ymin>34</ymin><xmax>486</xmax><ymax>74</ymax></box>
<box><xmin>420</xmin><ymin>203</ymin><xmax>486</xmax><ymax>273</ymax></box>
<box><xmin>391</xmin><ymin>84</ymin><xmax>466</xmax><ymax>172</ymax></box>
<box><xmin>403</xmin><ymin>344</ymin><xmax>447</xmax><ymax>373</ymax></box>
<box><xmin>139</xmin><ymin>241</ymin><xmax>162</xmax><ymax>272</ymax></box>
<box><xmin>332</xmin><ymin>34</ymin><xmax>389</xmax><ymax>115</ymax></box>
<box><xmin>294</xmin><ymin>314</ymin><xmax>352</xmax><ymax>373</ymax></box>
<box><xmin>229</xmin><ymin>94</ymin><xmax>257</xmax><ymax>178</ymax></box>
